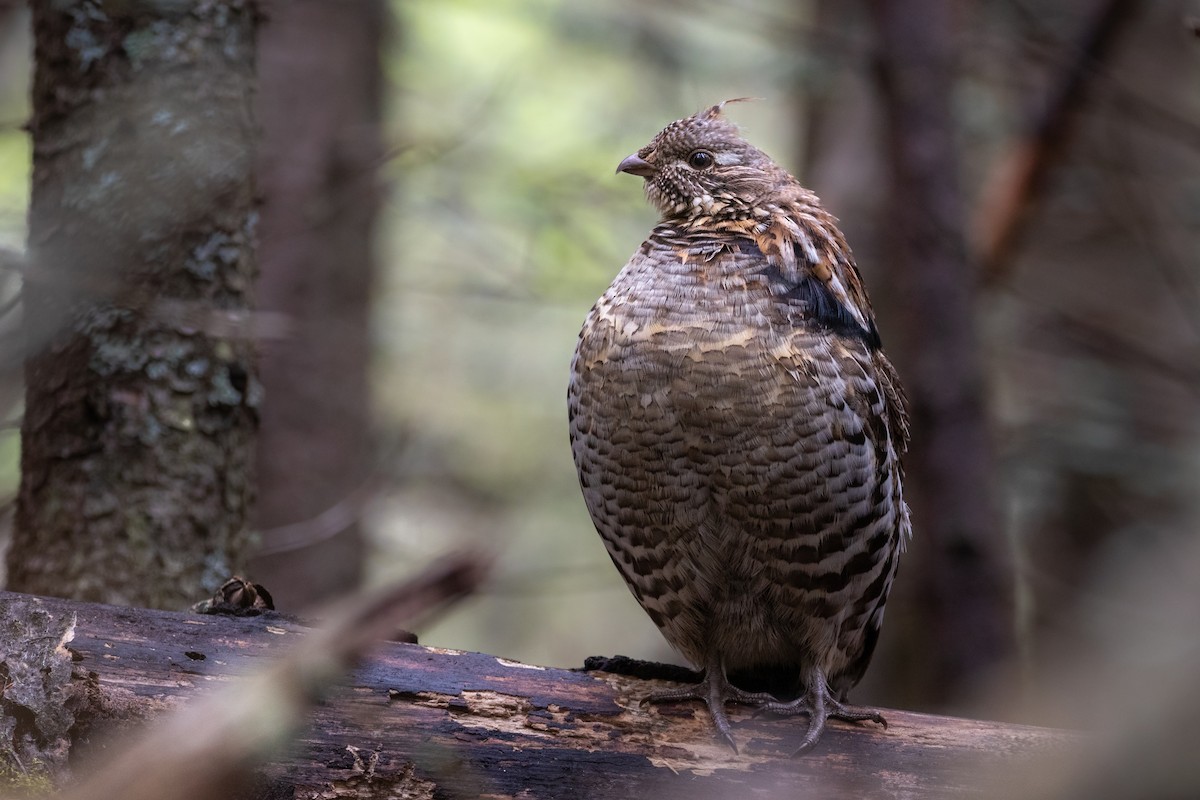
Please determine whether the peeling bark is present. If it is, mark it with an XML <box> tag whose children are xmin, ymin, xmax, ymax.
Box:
<box><xmin>0</xmin><ymin>597</ymin><xmax>77</xmax><ymax>784</ymax></box>
<box><xmin>10</xmin><ymin>0</ymin><xmax>260</xmax><ymax>607</ymax></box>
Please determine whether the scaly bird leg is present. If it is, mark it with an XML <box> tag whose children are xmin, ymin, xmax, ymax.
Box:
<box><xmin>757</xmin><ymin>665</ymin><xmax>887</xmax><ymax>753</ymax></box>
<box><xmin>640</xmin><ymin>656</ymin><xmax>779</xmax><ymax>752</ymax></box>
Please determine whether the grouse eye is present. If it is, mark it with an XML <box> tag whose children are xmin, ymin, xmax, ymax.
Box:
<box><xmin>687</xmin><ymin>150</ymin><xmax>715</xmax><ymax>170</ymax></box>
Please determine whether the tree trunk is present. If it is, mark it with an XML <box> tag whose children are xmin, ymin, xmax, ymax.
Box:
<box><xmin>868</xmin><ymin>0</ymin><xmax>1014</xmax><ymax>705</ymax></box>
<box><xmin>247</xmin><ymin>0</ymin><xmax>384</xmax><ymax>607</ymax></box>
<box><xmin>9</xmin><ymin>0</ymin><xmax>259</xmax><ymax>607</ymax></box>
<box><xmin>0</xmin><ymin>590</ymin><xmax>1076</xmax><ymax>799</ymax></box>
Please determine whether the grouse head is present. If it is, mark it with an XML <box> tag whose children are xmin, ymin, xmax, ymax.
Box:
<box><xmin>616</xmin><ymin>100</ymin><xmax>792</xmax><ymax>225</ymax></box>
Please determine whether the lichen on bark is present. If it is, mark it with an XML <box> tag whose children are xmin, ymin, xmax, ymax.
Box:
<box><xmin>9</xmin><ymin>0</ymin><xmax>260</xmax><ymax>608</ymax></box>
<box><xmin>0</xmin><ymin>596</ymin><xmax>77</xmax><ymax>787</ymax></box>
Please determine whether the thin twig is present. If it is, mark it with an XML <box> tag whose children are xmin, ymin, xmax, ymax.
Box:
<box><xmin>254</xmin><ymin>479</ymin><xmax>376</xmax><ymax>556</ymax></box>
<box><xmin>147</xmin><ymin>300</ymin><xmax>294</xmax><ymax>341</ymax></box>
<box><xmin>1043</xmin><ymin>306</ymin><xmax>1200</xmax><ymax>392</ymax></box>
<box><xmin>0</xmin><ymin>247</ymin><xmax>24</xmax><ymax>274</ymax></box>
<box><xmin>0</xmin><ymin>289</ymin><xmax>21</xmax><ymax>319</ymax></box>
<box><xmin>1103</xmin><ymin>126</ymin><xmax>1200</xmax><ymax>343</ymax></box>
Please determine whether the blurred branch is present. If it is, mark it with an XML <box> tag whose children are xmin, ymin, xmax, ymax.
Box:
<box><xmin>1006</xmin><ymin>259</ymin><xmax>1200</xmax><ymax>392</ymax></box>
<box><xmin>0</xmin><ymin>289</ymin><xmax>20</xmax><ymax>319</ymax></box>
<box><xmin>146</xmin><ymin>299</ymin><xmax>294</xmax><ymax>341</ymax></box>
<box><xmin>974</xmin><ymin>0</ymin><xmax>1142</xmax><ymax>285</ymax></box>
<box><xmin>254</xmin><ymin>478</ymin><xmax>377</xmax><ymax>556</ymax></box>
<box><xmin>1043</xmin><ymin>306</ymin><xmax>1200</xmax><ymax>393</ymax></box>
<box><xmin>1102</xmin><ymin>74</ymin><xmax>1200</xmax><ymax>152</ymax></box>
<box><xmin>1104</xmin><ymin>128</ymin><xmax>1200</xmax><ymax>343</ymax></box>
<box><xmin>55</xmin><ymin>553</ymin><xmax>489</xmax><ymax>800</ymax></box>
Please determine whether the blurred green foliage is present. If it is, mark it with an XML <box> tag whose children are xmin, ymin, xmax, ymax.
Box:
<box><xmin>376</xmin><ymin>0</ymin><xmax>806</xmax><ymax>666</ymax></box>
<box><xmin>0</xmin><ymin>13</ymin><xmax>29</xmax><ymax>503</ymax></box>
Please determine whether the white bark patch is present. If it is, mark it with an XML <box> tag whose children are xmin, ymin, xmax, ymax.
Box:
<box><xmin>496</xmin><ymin>657</ymin><xmax>545</xmax><ymax>670</ymax></box>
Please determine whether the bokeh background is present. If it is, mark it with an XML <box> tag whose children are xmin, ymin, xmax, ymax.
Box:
<box><xmin>1</xmin><ymin>0</ymin><xmax>1199</xmax><ymax>726</ymax></box>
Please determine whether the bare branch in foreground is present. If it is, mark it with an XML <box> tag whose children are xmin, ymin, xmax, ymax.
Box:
<box><xmin>57</xmin><ymin>553</ymin><xmax>488</xmax><ymax>800</ymax></box>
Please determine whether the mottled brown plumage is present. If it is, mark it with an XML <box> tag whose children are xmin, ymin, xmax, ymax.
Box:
<box><xmin>568</xmin><ymin>101</ymin><xmax>911</xmax><ymax>752</ymax></box>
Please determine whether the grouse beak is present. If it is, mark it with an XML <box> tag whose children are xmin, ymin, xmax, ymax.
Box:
<box><xmin>616</xmin><ymin>153</ymin><xmax>656</xmax><ymax>178</ymax></box>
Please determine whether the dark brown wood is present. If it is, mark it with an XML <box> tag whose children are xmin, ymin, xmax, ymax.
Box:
<box><xmin>0</xmin><ymin>590</ymin><xmax>1075</xmax><ymax>799</ymax></box>
<box><xmin>248</xmin><ymin>0</ymin><xmax>386</xmax><ymax>607</ymax></box>
<box><xmin>869</xmin><ymin>0</ymin><xmax>1014</xmax><ymax>705</ymax></box>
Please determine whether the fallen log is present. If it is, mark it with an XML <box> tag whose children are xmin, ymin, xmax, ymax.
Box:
<box><xmin>0</xmin><ymin>590</ymin><xmax>1076</xmax><ymax>799</ymax></box>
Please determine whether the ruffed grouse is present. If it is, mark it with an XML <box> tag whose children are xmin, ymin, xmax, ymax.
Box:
<box><xmin>568</xmin><ymin>101</ymin><xmax>911</xmax><ymax>753</ymax></box>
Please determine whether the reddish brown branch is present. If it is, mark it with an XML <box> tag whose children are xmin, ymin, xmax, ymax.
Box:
<box><xmin>974</xmin><ymin>0</ymin><xmax>1142</xmax><ymax>284</ymax></box>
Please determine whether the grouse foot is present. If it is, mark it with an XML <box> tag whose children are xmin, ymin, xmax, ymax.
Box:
<box><xmin>757</xmin><ymin>666</ymin><xmax>887</xmax><ymax>753</ymax></box>
<box><xmin>641</xmin><ymin>656</ymin><xmax>779</xmax><ymax>752</ymax></box>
